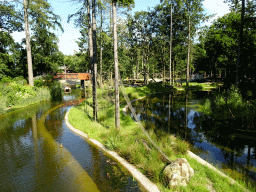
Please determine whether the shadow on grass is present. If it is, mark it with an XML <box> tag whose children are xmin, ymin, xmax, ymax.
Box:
<box><xmin>184</xmin><ymin>85</ymin><xmax>203</xmax><ymax>91</ymax></box>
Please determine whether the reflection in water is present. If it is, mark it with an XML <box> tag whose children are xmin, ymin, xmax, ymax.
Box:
<box><xmin>129</xmin><ymin>91</ymin><xmax>256</xmax><ymax>187</ymax></box>
<box><xmin>0</xmin><ymin>91</ymin><xmax>144</xmax><ymax>192</ymax></box>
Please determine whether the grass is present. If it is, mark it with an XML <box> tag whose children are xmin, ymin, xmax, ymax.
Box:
<box><xmin>68</xmin><ymin>83</ymin><xmax>254</xmax><ymax>192</ymax></box>
<box><xmin>173</xmin><ymin>82</ymin><xmax>221</xmax><ymax>91</ymax></box>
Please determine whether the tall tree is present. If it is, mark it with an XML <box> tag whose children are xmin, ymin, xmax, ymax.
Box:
<box><xmin>183</xmin><ymin>0</ymin><xmax>205</xmax><ymax>86</ymax></box>
<box><xmin>112</xmin><ymin>0</ymin><xmax>134</xmax><ymax>129</ymax></box>
<box><xmin>23</xmin><ymin>0</ymin><xmax>34</xmax><ymax>86</ymax></box>
<box><xmin>92</xmin><ymin>0</ymin><xmax>98</xmax><ymax>121</ymax></box>
<box><xmin>160</xmin><ymin>0</ymin><xmax>175</xmax><ymax>86</ymax></box>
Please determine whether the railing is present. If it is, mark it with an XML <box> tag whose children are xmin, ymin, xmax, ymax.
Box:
<box><xmin>55</xmin><ymin>73</ymin><xmax>78</xmax><ymax>80</ymax></box>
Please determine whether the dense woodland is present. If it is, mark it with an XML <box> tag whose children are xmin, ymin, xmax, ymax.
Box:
<box><xmin>1</xmin><ymin>0</ymin><xmax>256</xmax><ymax>93</ymax></box>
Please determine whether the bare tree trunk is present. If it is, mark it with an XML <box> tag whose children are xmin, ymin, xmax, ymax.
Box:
<box><xmin>236</xmin><ymin>0</ymin><xmax>245</xmax><ymax>87</ymax></box>
<box><xmin>100</xmin><ymin>7</ymin><xmax>103</xmax><ymax>88</ymax></box>
<box><xmin>172</xmin><ymin>59</ymin><xmax>175</xmax><ymax>85</ymax></box>
<box><xmin>23</xmin><ymin>0</ymin><xmax>34</xmax><ymax>86</ymax></box>
<box><xmin>92</xmin><ymin>0</ymin><xmax>97</xmax><ymax>121</ymax></box>
<box><xmin>113</xmin><ymin>0</ymin><xmax>120</xmax><ymax>129</ymax></box>
<box><xmin>169</xmin><ymin>2</ymin><xmax>172</xmax><ymax>86</ymax></box>
<box><xmin>87</xmin><ymin>0</ymin><xmax>93</xmax><ymax>71</ymax></box>
<box><xmin>186</xmin><ymin>14</ymin><xmax>190</xmax><ymax>86</ymax></box>
<box><xmin>136</xmin><ymin>53</ymin><xmax>139</xmax><ymax>79</ymax></box>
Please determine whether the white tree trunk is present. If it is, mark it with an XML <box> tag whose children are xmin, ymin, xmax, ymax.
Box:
<box><xmin>169</xmin><ymin>3</ymin><xmax>172</xmax><ymax>86</ymax></box>
<box><xmin>113</xmin><ymin>0</ymin><xmax>120</xmax><ymax>129</ymax></box>
<box><xmin>186</xmin><ymin>14</ymin><xmax>190</xmax><ymax>86</ymax></box>
<box><xmin>87</xmin><ymin>0</ymin><xmax>93</xmax><ymax>71</ymax></box>
<box><xmin>23</xmin><ymin>0</ymin><xmax>34</xmax><ymax>86</ymax></box>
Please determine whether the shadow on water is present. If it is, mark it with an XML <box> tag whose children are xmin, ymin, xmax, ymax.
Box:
<box><xmin>0</xmin><ymin>89</ymin><xmax>145</xmax><ymax>192</ymax></box>
<box><xmin>128</xmin><ymin>91</ymin><xmax>256</xmax><ymax>189</ymax></box>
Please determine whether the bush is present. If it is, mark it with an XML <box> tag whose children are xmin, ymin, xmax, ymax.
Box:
<box><xmin>34</xmin><ymin>79</ymin><xmax>45</xmax><ymax>87</ymax></box>
<box><xmin>15</xmin><ymin>87</ymin><xmax>51</xmax><ymax>108</ymax></box>
<box><xmin>0</xmin><ymin>96</ymin><xmax>7</xmax><ymax>114</ymax></box>
<box><xmin>50</xmin><ymin>82</ymin><xmax>63</xmax><ymax>101</ymax></box>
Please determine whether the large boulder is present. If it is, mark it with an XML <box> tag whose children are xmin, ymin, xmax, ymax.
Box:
<box><xmin>163</xmin><ymin>158</ymin><xmax>194</xmax><ymax>187</ymax></box>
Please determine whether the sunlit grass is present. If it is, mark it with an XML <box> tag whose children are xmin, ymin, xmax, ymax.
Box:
<box><xmin>68</xmin><ymin>84</ymin><xmax>253</xmax><ymax>192</ymax></box>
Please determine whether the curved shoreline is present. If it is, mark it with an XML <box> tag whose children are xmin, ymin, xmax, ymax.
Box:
<box><xmin>123</xmin><ymin>94</ymin><xmax>250</xmax><ymax>192</ymax></box>
<box><xmin>65</xmin><ymin>108</ymin><xmax>160</xmax><ymax>192</ymax></box>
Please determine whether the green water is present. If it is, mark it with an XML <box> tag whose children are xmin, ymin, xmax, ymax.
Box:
<box><xmin>0</xmin><ymin>92</ymin><xmax>144</xmax><ymax>191</ymax></box>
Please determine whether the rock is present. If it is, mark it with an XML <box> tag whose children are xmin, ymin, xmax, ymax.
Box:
<box><xmin>163</xmin><ymin>158</ymin><xmax>194</xmax><ymax>187</ymax></box>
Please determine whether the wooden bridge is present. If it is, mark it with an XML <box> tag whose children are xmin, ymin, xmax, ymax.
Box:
<box><xmin>54</xmin><ymin>73</ymin><xmax>90</xmax><ymax>80</ymax></box>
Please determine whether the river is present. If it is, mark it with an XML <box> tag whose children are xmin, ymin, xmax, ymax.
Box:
<box><xmin>0</xmin><ymin>91</ymin><xmax>145</xmax><ymax>192</ymax></box>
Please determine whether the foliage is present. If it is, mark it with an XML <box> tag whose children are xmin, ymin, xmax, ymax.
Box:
<box><xmin>0</xmin><ymin>1</ymin><xmax>23</xmax><ymax>32</ymax></box>
<box><xmin>201</xmin><ymin>86</ymin><xmax>256</xmax><ymax>131</ymax></box>
<box><xmin>50</xmin><ymin>82</ymin><xmax>63</xmax><ymax>102</ymax></box>
<box><xmin>0</xmin><ymin>76</ymin><xmax>51</xmax><ymax>113</ymax></box>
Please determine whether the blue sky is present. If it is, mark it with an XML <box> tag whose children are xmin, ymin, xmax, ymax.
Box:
<box><xmin>12</xmin><ymin>0</ymin><xmax>230</xmax><ymax>55</ymax></box>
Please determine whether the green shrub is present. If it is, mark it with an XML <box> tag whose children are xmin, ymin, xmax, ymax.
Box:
<box><xmin>0</xmin><ymin>96</ymin><xmax>7</xmax><ymax>114</ymax></box>
<box><xmin>50</xmin><ymin>82</ymin><xmax>63</xmax><ymax>101</ymax></box>
<box><xmin>34</xmin><ymin>79</ymin><xmax>45</xmax><ymax>87</ymax></box>
<box><xmin>15</xmin><ymin>87</ymin><xmax>51</xmax><ymax>108</ymax></box>
<box><xmin>0</xmin><ymin>77</ymin><xmax>13</xmax><ymax>84</ymax></box>
<box><xmin>201</xmin><ymin>98</ymin><xmax>212</xmax><ymax>115</ymax></box>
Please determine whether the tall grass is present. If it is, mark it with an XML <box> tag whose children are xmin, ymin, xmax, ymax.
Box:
<box><xmin>0</xmin><ymin>96</ymin><xmax>7</xmax><ymax>114</ymax></box>
<box><xmin>15</xmin><ymin>87</ymin><xmax>51</xmax><ymax>108</ymax></box>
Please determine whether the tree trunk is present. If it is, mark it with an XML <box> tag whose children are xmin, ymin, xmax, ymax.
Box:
<box><xmin>236</xmin><ymin>0</ymin><xmax>245</xmax><ymax>87</ymax></box>
<box><xmin>136</xmin><ymin>52</ymin><xmax>139</xmax><ymax>79</ymax></box>
<box><xmin>186</xmin><ymin>14</ymin><xmax>190</xmax><ymax>86</ymax></box>
<box><xmin>23</xmin><ymin>0</ymin><xmax>34</xmax><ymax>86</ymax></box>
<box><xmin>113</xmin><ymin>0</ymin><xmax>120</xmax><ymax>129</ymax></box>
<box><xmin>87</xmin><ymin>0</ymin><xmax>93</xmax><ymax>71</ymax></box>
<box><xmin>100</xmin><ymin>7</ymin><xmax>103</xmax><ymax>88</ymax></box>
<box><xmin>92</xmin><ymin>0</ymin><xmax>97</xmax><ymax>121</ymax></box>
<box><xmin>169</xmin><ymin>2</ymin><xmax>172</xmax><ymax>86</ymax></box>
<box><xmin>172</xmin><ymin>59</ymin><xmax>175</xmax><ymax>85</ymax></box>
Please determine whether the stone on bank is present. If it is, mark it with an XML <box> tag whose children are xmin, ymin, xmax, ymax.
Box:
<box><xmin>163</xmin><ymin>158</ymin><xmax>194</xmax><ymax>187</ymax></box>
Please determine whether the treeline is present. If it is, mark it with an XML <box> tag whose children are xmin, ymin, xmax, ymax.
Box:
<box><xmin>1</xmin><ymin>0</ymin><xmax>256</xmax><ymax>92</ymax></box>
<box><xmin>69</xmin><ymin>0</ymin><xmax>206</xmax><ymax>85</ymax></box>
<box><xmin>0</xmin><ymin>0</ymin><xmax>65</xmax><ymax>82</ymax></box>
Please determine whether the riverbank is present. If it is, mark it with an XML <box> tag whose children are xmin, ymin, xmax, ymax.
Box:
<box><xmin>67</xmin><ymin>84</ymin><xmax>253</xmax><ymax>191</ymax></box>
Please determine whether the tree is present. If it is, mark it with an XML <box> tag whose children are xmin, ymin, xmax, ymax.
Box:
<box><xmin>0</xmin><ymin>1</ymin><xmax>23</xmax><ymax>32</ymax></box>
<box><xmin>23</xmin><ymin>0</ymin><xmax>34</xmax><ymax>86</ymax></box>
<box><xmin>182</xmin><ymin>0</ymin><xmax>205</xmax><ymax>86</ymax></box>
<box><xmin>92</xmin><ymin>0</ymin><xmax>98</xmax><ymax>121</ymax></box>
<box><xmin>160</xmin><ymin>0</ymin><xmax>176</xmax><ymax>86</ymax></box>
<box><xmin>224</xmin><ymin>0</ymin><xmax>256</xmax><ymax>87</ymax></box>
<box><xmin>0</xmin><ymin>1</ymin><xmax>23</xmax><ymax>79</ymax></box>
<box><xmin>112</xmin><ymin>0</ymin><xmax>134</xmax><ymax>129</ymax></box>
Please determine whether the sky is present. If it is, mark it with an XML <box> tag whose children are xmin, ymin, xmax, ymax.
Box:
<box><xmin>11</xmin><ymin>0</ymin><xmax>230</xmax><ymax>55</ymax></box>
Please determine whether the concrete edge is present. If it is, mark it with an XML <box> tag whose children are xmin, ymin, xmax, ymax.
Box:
<box><xmin>65</xmin><ymin>108</ymin><xmax>160</xmax><ymax>192</ymax></box>
<box><xmin>123</xmin><ymin>93</ymin><xmax>250</xmax><ymax>192</ymax></box>
<box><xmin>187</xmin><ymin>151</ymin><xmax>250</xmax><ymax>192</ymax></box>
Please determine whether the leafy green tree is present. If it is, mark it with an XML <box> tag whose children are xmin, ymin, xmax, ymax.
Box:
<box><xmin>0</xmin><ymin>1</ymin><xmax>23</xmax><ymax>32</ymax></box>
<box><xmin>224</xmin><ymin>0</ymin><xmax>256</xmax><ymax>87</ymax></box>
<box><xmin>0</xmin><ymin>1</ymin><xmax>23</xmax><ymax>79</ymax></box>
